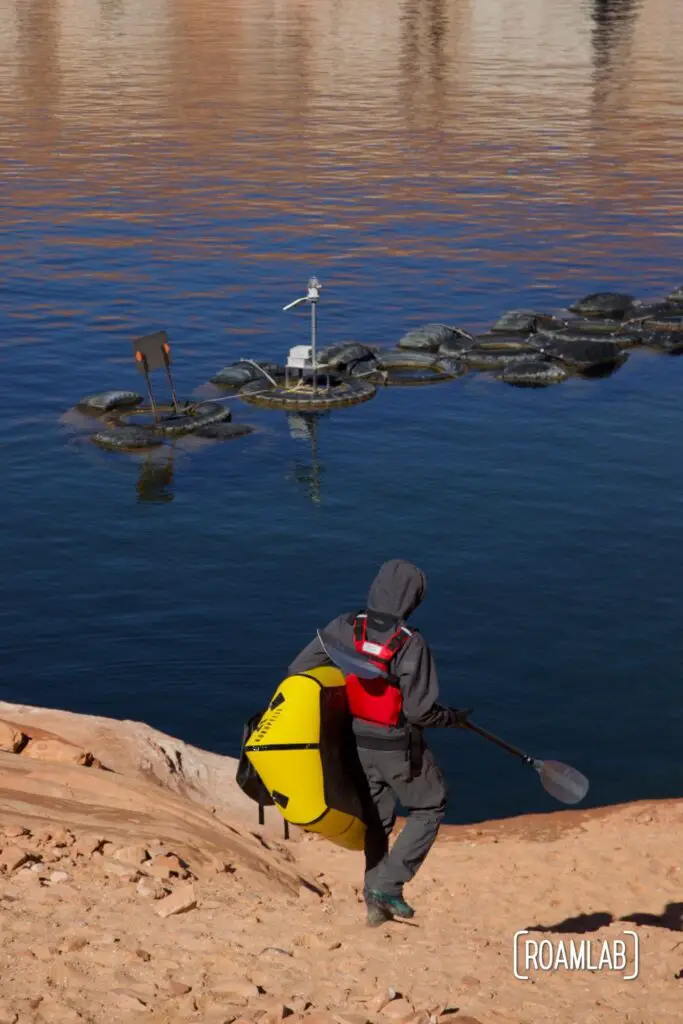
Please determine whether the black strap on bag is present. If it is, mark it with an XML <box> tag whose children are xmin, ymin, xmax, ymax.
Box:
<box><xmin>235</xmin><ymin>709</ymin><xmax>289</xmax><ymax>840</ymax></box>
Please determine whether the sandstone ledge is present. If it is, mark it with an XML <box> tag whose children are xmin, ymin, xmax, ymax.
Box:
<box><xmin>0</xmin><ymin>701</ymin><xmax>680</xmax><ymax>1024</ymax></box>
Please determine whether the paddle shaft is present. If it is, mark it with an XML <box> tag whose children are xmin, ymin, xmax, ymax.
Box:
<box><xmin>464</xmin><ymin>720</ymin><xmax>535</xmax><ymax>766</ymax></box>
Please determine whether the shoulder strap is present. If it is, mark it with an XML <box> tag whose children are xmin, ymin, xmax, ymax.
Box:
<box><xmin>383</xmin><ymin>624</ymin><xmax>413</xmax><ymax>658</ymax></box>
<box><xmin>353</xmin><ymin>612</ymin><xmax>367</xmax><ymax>644</ymax></box>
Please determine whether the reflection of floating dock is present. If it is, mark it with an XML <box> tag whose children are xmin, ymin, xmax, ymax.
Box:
<box><xmin>287</xmin><ymin>412</ymin><xmax>324</xmax><ymax>506</ymax></box>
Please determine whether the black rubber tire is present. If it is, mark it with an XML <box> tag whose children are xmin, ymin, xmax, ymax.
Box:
<box><xmin>376</xmin><ymin>349</ymin><xmax>441</xmax><ymax>370</ymax></box>
<box><xmin>534</xmin><ymin>327</ymin><xmax>637</xmax><ymax>353</ymax></box>
<box><xmin>438</xmin><ymin>337</ymin><xmax>471</xmax><ymax>357</ymax></box>
<box><xmin>489</xmin><ymin>310</ymin><xmax>564</xmax><ymax>335</ymax></box>
<box><xmin>106</xmin><ymin>402</ymin><xmax>231</xmax><ymax>436</ymax></box>
<box><xmin>377</xmin><ymin>358</ymin><xmax>468</xmax><ymax>386</ymax></box>
<box><xmin>624</xmin><ymin>301</ymin><xmax>681</xmax><ymax>323</ymax></box>
<box><xmin>531</xmin><ymin>332</ymin><xmax>622</xmax><ymax>368</ymax></box>
<box><xmin>318</xmin><ymin>343</ymin><xmax>378</xmax><ymax>371</ymax></box>
<box><xmin>498</xmin><ymin>358</ymin><xmax>570</xmax><ymax>387</ymax></box>
<box><xmin>192</xmin><ymin>423</ymin><xmax>253</xmax><ymax>440</ymax></box>
<box><xmin>155</xmin><ymin>402</ymin><xmax>231</xmax><ymax>435</ymax></box>
<box><xmin>564</xmin><ymin>317</ymin><xmax>623</xmax><ymax>336</ymax></box>
<box><xmin>568</xmin><ymin>292</ymin><xmax>635</xmax><ymax>319</ymax></box>
<box><xmin>396</xmin><ymin>324</ymin><xmax>473</xmax><ymax>353</ymax></box>
<box><xmin>77</xmin><ymin>391</ymin><xmax>144</xmax><ymax>414</ymax></box>
<box><xmin>642</xmin><ymin>331</ymin><xmax>683</xmax><ymax>354</ymax></box>
<box><xmin>211</xmin><ymin>362</ymin><xmax>284</xmax><ymax>387</ymax></box>
<box><xmin>459</xmin><ymin>346</ymin><xmax>537</xmax><ymax>370</ymax></box>
<box><xmin>92</xmin><ymin>427</ymin><xmax>165</xmax><ymax>451</ymax></box>
<box><xmin>348</xmin><ymin>355</ymin><xmax>381</xmax><ymax>376</ymax></box>
<box><xmin>634</xmin><ymin>316</ymin><xmax>683</xmax><ymax>333</ymax></box>
<box><xmin>578</xmin><ymin>352</ymin><xmax>630</xmax><ymax>377</ymax></box>
<box><xmin>193</xmin><ymin>422</ymin><xmax>254</xmax><ymax>440</ymax></box>
<box><xmin>238</xmin><ymin>377</ymin><xmax>376</xmax><ymax>411</ymax></box>
<box><xmin>470</xmin><ymin>333</ymin><xmax>541</xmax><ymax>352</ymax></box>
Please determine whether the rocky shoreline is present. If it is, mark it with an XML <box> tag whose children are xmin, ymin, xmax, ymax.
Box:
<box><xmin>0</xmin><ymin>702</ymin><xmax>680</xmax><ymax>1024</ymax></box>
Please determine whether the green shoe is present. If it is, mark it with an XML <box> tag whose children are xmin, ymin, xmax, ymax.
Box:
<box><xmin>367</xmin><ymin>889</ymin><xmax>415</xmax><ymax>919</ymax></box>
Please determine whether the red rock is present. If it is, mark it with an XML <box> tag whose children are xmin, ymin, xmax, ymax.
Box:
<box><xmin>253</xmin><ymin>997</ymin><xmax>291</xmax><ymax>1017</ymax></box>
<box><xmin>298</xmin><ymin>885</ymin><xmax>322</xmax><ymax>905</ymax></box>
<box><xmin>113</xmin><ymin>844</ymin><xmax>150</xmax><ymax>867</ymax></box>
<box><xmin>155</xmin><ymin>882</ymin><xmax>197</xmax><ymax>918</ymax></box>
<box><xmin>0</xmin><ymin>999</ymin><xmax>18</xmax><ymax>1024</ymax></box>
<box><xmin>72</xmin><ymin>835</ymin><xmax>106</xmax><ymax>858</ymax></box>
<box><xmin>0</xmin><ymin>846</ymin><xmax>35</xmax><ymax>873</ymax></box>
<box><xmin>0</xmin><ymin>720</ymin><xmax>27</xmax><ymax>753</ymax></box>
<box><xmin>209</xmin><ymin>983</ymin><xmax>256</xmax><ymax>1006</ymax></box>
<box><xmin>255</xmin><ymin>1010</ymin><xmax>290</xmax><ymax>1024</ymax></box>
<box><xmin>332</xmin><ymin>1013</ymin><xmax>370</xmax><ymax>1024</ymax></box>
<box><xmin>48</xmin><ymin>962</ymin><xmax>87</xmax><ymax>988</ymax></box>
<box><xmin>64</xmin><ymin>937</ymin><xmax>89</xmax><ymax>953</ymax></box>
<box><xmin>21</xmin><ymin>737</ymin><xmax>94</xmax><ymax>766</ymax></box>
<box><xmin>380</xmin><ymin>999</ymin><xmax>414</xmax><ymax>1022</ymax></box>
<box><xmin>459</xmin><ymin>976</ymin><xmax>481</xmax><ymax>991</ymax></box>
<box><xmin>112</xmin><ymin>989</ymin><xmax>149</xmax><ymax>1012</ymax></box>
<box><xmin>200</xmin><ymin>999</ymin><xmax>250</xmax><ymax>1021</ymax></box>
<box><xmin>100</xmin><ymin>859</ymin><xmax>140</xmax><ymax>882</ymax></box>
<box><xmin>1</xmin><ymin>824</ymin><xmax>29</xmax><ymax>839</ymax></box>
<box><xmin>168</xmin><ymin>981</ymin><xmax>192</xmax><ymax>997</ymax></box>
<box><xmin>35</xmin><ymin>996</ymin><xmax>84</xmax><ymax>1023</ymax></box>
<box><xmin>136</xmin><ymin>876</ymin><xmax>168</xmax><ymax>899</ymax></box>
<box><xmin>144</xmin><ymin>852</ymin><xmax>188</xmax><ymax>880</ymax></box>
<box><xmin>50</xmin><ymin>828</ymin><xmax>75</xmax><ymax>847</ymax></box>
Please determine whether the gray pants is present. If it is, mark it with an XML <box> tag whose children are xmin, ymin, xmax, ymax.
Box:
<box><xmin>357</xmin><ymin>740</ymin><xmax>447</xmax><ymax>898</ymax></box>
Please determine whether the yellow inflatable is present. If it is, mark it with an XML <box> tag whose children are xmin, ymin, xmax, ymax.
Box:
<box><xmin>244</xmin><ymin>665</ymin><xmax>367</xmax><ymax>850</ymax></box>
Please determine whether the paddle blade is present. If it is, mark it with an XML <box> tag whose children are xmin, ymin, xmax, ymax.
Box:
<box><xmin>535</xmin><ymin>759</ymin><xmax>590</xmax><ymax>805</ymax></box>
<box><xmin>317</xmin><ymin>629</ymin><xmax>389</xmax><ymax>679</ymax></box>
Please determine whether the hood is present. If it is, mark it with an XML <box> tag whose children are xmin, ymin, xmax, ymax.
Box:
<box><xmin>366</xmin><ymin>559</ymin><xmax>426</xmax><ymax>630</ymax></box>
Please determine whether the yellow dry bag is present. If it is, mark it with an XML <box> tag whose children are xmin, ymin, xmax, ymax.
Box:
<box><xmin>244</xmin><ymin>665</ymin><xmax>366</xmax><ymax>851</ymax></box>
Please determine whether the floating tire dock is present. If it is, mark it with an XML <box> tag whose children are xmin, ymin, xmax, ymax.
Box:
<box><xmin>67</xmin><ymin>280</ymin><xmax>683</xmax><ymax>471</ymax></box>
<box><xmin>104</xmin><ymin>401</ymin><xmax>231</xmax><ymax>436</ymax></box>
<box><xmin>92</xmin><ymin>426</ymin><xmax>166</xmax><ymax>451</ymax></box>
<box><xmin>238</xmin><ymin>376</ymin><xmax>377</xmax><ymax>411</ymax></box>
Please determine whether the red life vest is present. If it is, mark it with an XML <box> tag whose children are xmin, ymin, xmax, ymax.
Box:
<box><xmin>345</xmin><ymin>613</ymin><xmax>413</xmax><ymax>726</ymax></box>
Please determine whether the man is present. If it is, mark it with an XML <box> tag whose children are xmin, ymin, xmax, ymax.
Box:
<box><xmin>288</xmin><ymin>559</ymin><xmax>473</xmax><ymax>927</ymax></box>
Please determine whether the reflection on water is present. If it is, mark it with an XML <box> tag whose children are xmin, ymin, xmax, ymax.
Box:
<box><xmin>288</xmin><ymin>413</ymin><xmax>326</xmax><ymax>507</ymax></box>
<box><xmin>136</xmin><ymin>451</ymin><xmax>175</xmax><ymax>504</ymax></box>
<box><xmin>591</xmin><ymin>0</ymin><xmax>638</xmax><ymax>108</ymax></box>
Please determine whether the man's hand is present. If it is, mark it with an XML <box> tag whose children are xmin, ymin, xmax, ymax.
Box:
<box><xmin>447</xmin><ymin>706</ymin><xmax>474</xmax><ymax>728</ymax></box>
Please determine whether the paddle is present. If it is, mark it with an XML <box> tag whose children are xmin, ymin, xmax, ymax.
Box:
<box><xmin>462</xmin><ymin>719</ymin><xmax>589</xmax><ymax>805</ymax></box>
<box><xmin>316</xmin><ymin>629</ymin><xmax>590</xmax><ymax>806</ymax></box>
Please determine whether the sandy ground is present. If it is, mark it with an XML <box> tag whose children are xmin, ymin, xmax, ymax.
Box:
<box><xmin>0</xmin><ymin>704</ymin><xmax>680</xmax><ymax>1024</ymax></box>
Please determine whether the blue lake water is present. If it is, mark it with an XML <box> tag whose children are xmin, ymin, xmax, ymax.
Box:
<box><xmin>1</xmin><ymin>0</ymin><xmax>682</xmax><ymax>824</ymax></box>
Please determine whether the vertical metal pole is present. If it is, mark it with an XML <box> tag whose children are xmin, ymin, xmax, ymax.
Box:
<box><xmin>163</xmin><ymin>354</ymin><xmax>180</xmax><ymax>413</ymax></box>
<box><xmin>142</xmin><ymin>357</ymin><xmax>159</xmax><ymax>421</ymax></box>
<box><xmin>311</xmin><ymin>298</ymin><xmax>317</xmax><ymax>393</ymax></box>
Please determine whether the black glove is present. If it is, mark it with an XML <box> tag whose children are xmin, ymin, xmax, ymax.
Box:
<box><xmin>447</xmin><ymin>706</ymin><xmax>474</xmax><ymax>728</ymax></box>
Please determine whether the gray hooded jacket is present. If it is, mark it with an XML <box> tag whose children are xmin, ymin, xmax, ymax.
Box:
<box><xmin>287</xmin><ymin>559</ymin><xmax>454</xmax><ymax>743</ymax></box>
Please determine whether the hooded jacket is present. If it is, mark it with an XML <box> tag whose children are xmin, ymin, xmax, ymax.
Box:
<box><xmin>287</xmin><ymin>559</ymin><xmax>454</xmax><ymax>742</ymax></box>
